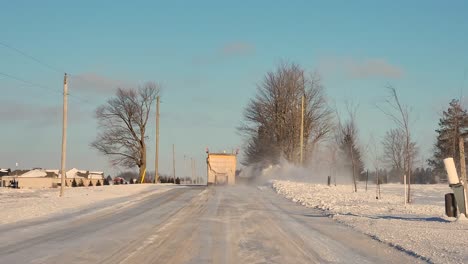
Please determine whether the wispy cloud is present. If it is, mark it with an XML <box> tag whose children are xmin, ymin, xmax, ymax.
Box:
<box><xmin>319</xmin><ymin>57</ymin><xmax>404</xmax><ymax>79</ymax></box>
<box><xmin>221</xmin><ymin>42</ymin><xmax>255</xmax><ymax>56</ymax></box>
<box><xmin>193</xmin><ymin>41</ymin><xmax>255</xmax><ymax>65</ymax></box>
<box><xmin>68</xmin><ymin>73</ymin><xmax>130</xmax><ymax>95</ymax></box>
<box><xmin>0</xmin><ymin>100</ymin><xmax>87</xmax><ymax>127</ymax></box>
<box><xmin>161</xmin><ymin>111</ymin><xmax>227</xmax><ymax>128</ymax></box>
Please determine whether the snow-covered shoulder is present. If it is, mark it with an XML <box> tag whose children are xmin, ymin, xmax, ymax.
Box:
<box><xmin>0</xmin><ymin>184</ymin><xmax>175</xmax><ymax>226</ymax></box>
<box><xmin>273</xmin><ymin>180</ymin><xmax>468</xmax><ymax>264</ymax></box>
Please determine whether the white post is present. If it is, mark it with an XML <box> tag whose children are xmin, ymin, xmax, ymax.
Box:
<box><xmin>459</xmin><ymin>137</ymin><xmax>468</xmax><ymax>216</ymax></box>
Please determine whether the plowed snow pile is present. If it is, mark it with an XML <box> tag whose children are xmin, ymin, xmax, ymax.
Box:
<box><xmin>273</xmin><ymin>181</ymin><xmax>468</xmax><ymax>264</ymax></box>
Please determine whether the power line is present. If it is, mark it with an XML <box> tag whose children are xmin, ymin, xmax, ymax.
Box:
<box><xmin>0</xmin><ymin>41</ymin><xmax>64</xmax><ymax>74</ymax></box>
<box><xmin>0</xmin><ymin>71</ymin><xmax>62</xmax><ymax>96</ymax></box>
<box><xmin>0</xmin><ymin>71</ymin><xmax>97</xmax><ymax>108</ymax></box>
<box><xmin>0</xmin><ymin>40</ymin><xmax>111</xmax><ymax>92</ymax></box>
<box><xmin>68</xmin><ymin>93</ymin><xmax>96</xmax><ymax>106</ymax></box>
<box><xmin>0</xmin><ymin>41</ymin><xmax>116</xmax><ymax>108</ymax></box>
<box><xmin>0</xmin><ymin>42</ymin><xmax>99</xmax><ymax>105</ymax></box>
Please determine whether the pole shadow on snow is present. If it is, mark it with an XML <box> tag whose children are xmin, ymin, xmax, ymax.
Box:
<box><xmin>376</xmin><ymin>215</ymin><xmax>450</xmax><ymax>223</ymax></box>
<box><xmin>336</xmin><ymin>213</ymin><xmax>450</xmax><ymax>223</ymax></box>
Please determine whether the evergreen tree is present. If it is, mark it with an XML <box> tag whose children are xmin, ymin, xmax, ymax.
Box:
<box><xmin>339</xmin><ymin>129</ymin><xmax>364</xmax><ymax>190</ymax></box>
<box><xmin>88</xmin><ymin>180</ymin><xmax>94</xmax><ymax>187</ymax></box>
<box><xmin>96</xmin><ymin>180</ymin><xmax>102</xmax><ymax>186</ymax></box>
<box><xmin>78</xmin><ymin>179</ymin><xmax>85</xmax><ymax>187</ymax></box>
<box><xmin>71</xmin><ymin>178</ymin><xmax>78</xmax><ymax>187</ymax></box>
<box><xmin>428</xmin><ymin>99</ymin><xmax>468</xmax><ymax>181</ymax></box>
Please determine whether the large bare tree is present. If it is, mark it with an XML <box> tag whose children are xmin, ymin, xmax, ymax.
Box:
<box><xmin>91</xmin><ymin>82</ymin><xmax>159</xmax><ymax>181</ymax></box>
<box><xmin>240</xmin><ymin>62</ymin><xmax>332</xmax><ymax>166</ymax></box>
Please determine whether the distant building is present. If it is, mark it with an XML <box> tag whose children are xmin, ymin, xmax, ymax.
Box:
<box><xmin>0</xmin><ymin>168</ymin><xmax>11</xmax><ymax>177</ymax></box>
<box><xmin>1</xmin><ymin>167</ymin><xmax>105</xmax><ymax>189</ymax></box>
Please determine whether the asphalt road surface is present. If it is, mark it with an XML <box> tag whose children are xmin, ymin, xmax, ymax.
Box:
<box><xmin>0</xmin><ymin>185</ymin><xmax>423</xmax><ymax>264</ymax></box>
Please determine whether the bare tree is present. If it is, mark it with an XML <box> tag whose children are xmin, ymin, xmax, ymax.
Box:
<box><xmin>366</xmin><ymin>134</ymin><xmax>383</xmax><ymax>198</ymax></box>
<box><xmin>378</xmin><ymin>86</ymin><xmax>416</xmax><ymax>203</ymax></box>
<box><xmin>336</xmin><ymin>103</ymin><xmax>363</xmax><ymax>192</ymax></box>
<box><xmin>239</xmin><ymin>62</ymin><xmax>332</xmax><ymax>166</ymax></box>
<box><xmin>91</xmin><ymin>83</ymin><xmax>160</xmax><ymax>181</ymax></box>
<box><xmin>382</xmin><ymin>128</ymin><xmax>405</xmax><ymax>174</ymax></box>
<box><xmin>382</xmin><ymin>128</ymin><xmax>418</xmax><ymax>182</ymax></box>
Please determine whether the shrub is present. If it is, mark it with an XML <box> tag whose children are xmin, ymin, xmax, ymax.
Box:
<box><xmin>96</xmin><ymin>180</ymin><xmax>102</xmax><ymax>186</ymax></box>
<box><xmin>175</xmin><ymin>177</ymin><xmax>180</xmax><ymax>184</ymax></box>
<box><xmin>78</xmin><ymin>179</ymin><xmax>85</xmax><ymax>187</ymax></box>
<box><xmin>88</xmin><ymin>180</ymin><xmax>93</xmax><ymax>187</ymax></box>
<box><xmin>103</xmin><ymin>178</ymin><xmax>109</xmax><ymax>185</ymax></box>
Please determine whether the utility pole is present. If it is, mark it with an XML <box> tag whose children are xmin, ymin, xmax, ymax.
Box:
<box><xmin>60</xmin><ymin>73</ymin><xmax>68</xmax><ymax>197</ymax></box>
<box><xmin>154</xmin><ymin>96</ymin><xmax>160</xmax><ymax>183</ymax></box>
<box><xmin>404</xmin><ymin>174</ymin><xmax>407</xmax><ymax>206</ymax></box>
<box><xmin>183</xmin><ymin>155</ymin><xmax>186</xmax><ymax>184</ymax></box>
<box><xmin>459</xmin><ymin>137</ymin><xmax>468</xmax><ymax>215</ymax></box>
<box><xmin>365</xmin><ymin>169</ymin><xmax>369</xmax><ymax>191</ymax></box>
<box><xmin>194</xmin><ymin>159</ymin><xmax>197</xmax><ymax>185</ymax></box>
<box><xmin>14</xmin><ymin>162</ymin><xmax>18</xmax><ymax>188</ymax></box>
<box><xmin>172</xmin><ymin>144</ymin><xmax>176</xmax><ymax>184</ymax></box>
<box><xmin>300</xmin><ymin>95</ymin><xmax>305</xmax><ymax>165</ymax></box>
<box><xmin>191</xmin><ymin>158</ymin><xmax>194</xmax><ymax>184</ymax></box>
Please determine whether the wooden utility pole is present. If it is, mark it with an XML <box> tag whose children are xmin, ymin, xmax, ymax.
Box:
<box><xmin>459</xmin><ymin>137</ymin><xmax>468</xmax><ymax>214</ymax></box>
<box><xmin>172</xmin><ymin>144</ymin><xmax>176</xmax><ymax>183</ymax></box>
<box><xmin>194</xmin><ymin>159</ymin><xmax>197</xmax><ymax>185</ymax></box>
<box><xmin>154</xmin><ymin>96</ymin><xmax>160</xmax><ymax>183</ymax></box>
<box><xmin>404</xmin><ymin>174</ymin><xmax>407</xmax><ymax>206</ymax></box>
<box><xmin>365</xmin><ymin>170</ymin><xmax>369</xmax><ymax>191</ymax></box>
<box><xmin>183</xmin><ymin>155</ymin><xmax>186</xmax><ymax>184</ymax></box>
<box><xmin>300</xmin><ymin>95</ymin><xmax>305</xmax><ymax>165</ymax></box>
<box><xmin>60</xmin><ymin>73</ymin><xmax>68</xmax><ymax>197</ymax></box>
<box><xmin>191</xmin><ymin>158</ymin><xmax>194</xmax><ymax>184</ymax></box>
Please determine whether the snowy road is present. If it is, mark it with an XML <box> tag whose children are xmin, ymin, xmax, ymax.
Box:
<box><xmin>0</xmin><ymin>185</ymin><xmax>423</xmax><ymax>263</ymax></box>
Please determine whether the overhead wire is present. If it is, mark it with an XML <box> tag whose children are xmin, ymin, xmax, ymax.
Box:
<box><xmin>0</xmin><ymin>71</ymin><xmax>63</xmax><ymax>96</ymax></box>
<box><xmin>0</xmin><ymin>40</ymin><xmax>98</xmax><ymax>106</ymax></box>
<box><xmin>0</xmin><ymin>41</ymin><xmax>64</xmax><ymax>74</ymax></box>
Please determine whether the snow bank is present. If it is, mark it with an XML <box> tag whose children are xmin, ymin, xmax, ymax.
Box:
<box><xmin>273</xmin><ymin>181</ymin><xmax>468</xmax><ymax>264</ymax></box>
<box><xmin>0</xmin><ymin>184</ymin><xmax>175</xmax><ymax>225</ymax></box>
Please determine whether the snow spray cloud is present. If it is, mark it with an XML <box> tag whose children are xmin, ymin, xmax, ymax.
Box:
<box><xmin>238</xmin><ymin>143</ymin><xmax>355</xmax><ymax>186</ymax></box>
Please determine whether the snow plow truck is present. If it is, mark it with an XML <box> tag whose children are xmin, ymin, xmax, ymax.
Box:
<box><xmin>206</xmin><ymin>151</ymin><xmax>237</xmax><ymax>185</ymax></box>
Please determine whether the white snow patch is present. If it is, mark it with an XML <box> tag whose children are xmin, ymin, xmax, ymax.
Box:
<box><xmin>0</xmin><ymin>184</ymin><xmax>175</xmax><ymax>225</ymax></box>
<box><xmin>273</xmin><ymin>180</ymin><xmax>468</xmax><ymax>264</ymax></box>
<box><xmin>18</xmin><ymin>169</ymin><xmax>47</xmax><ymax>178</ymax></box>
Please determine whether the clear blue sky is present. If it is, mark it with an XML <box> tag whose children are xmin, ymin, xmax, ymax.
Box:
<box><xmin>1</xmin><ymin>1</ymin><xmax>468</xmax><ymax>176</ymax></box>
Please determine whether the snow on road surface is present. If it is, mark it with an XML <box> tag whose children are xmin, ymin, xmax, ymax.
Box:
<box><xmin>0</xmin><ymin>185</ymin><xmax>422</xmax><ymax>264</ymax></box>
<box><xmin>273</xmin><ymin>181</ymin><xmax>468</xmax><ymax>264</ymax></box>
<box><xmin>0</xmin><ymin>184</ymin><xmax>176</xmax><ymax>225</ymax></box>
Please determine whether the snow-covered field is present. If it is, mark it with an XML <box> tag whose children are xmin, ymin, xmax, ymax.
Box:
<box><xmin>0</xmin><ymin>184</ymin><xmax>175</xmax><ymax>225</ymax></box>
<box><xmin>273</xmin><ymin>181</ymin><xmax>468</xmax><ymax>264</ymax></box>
